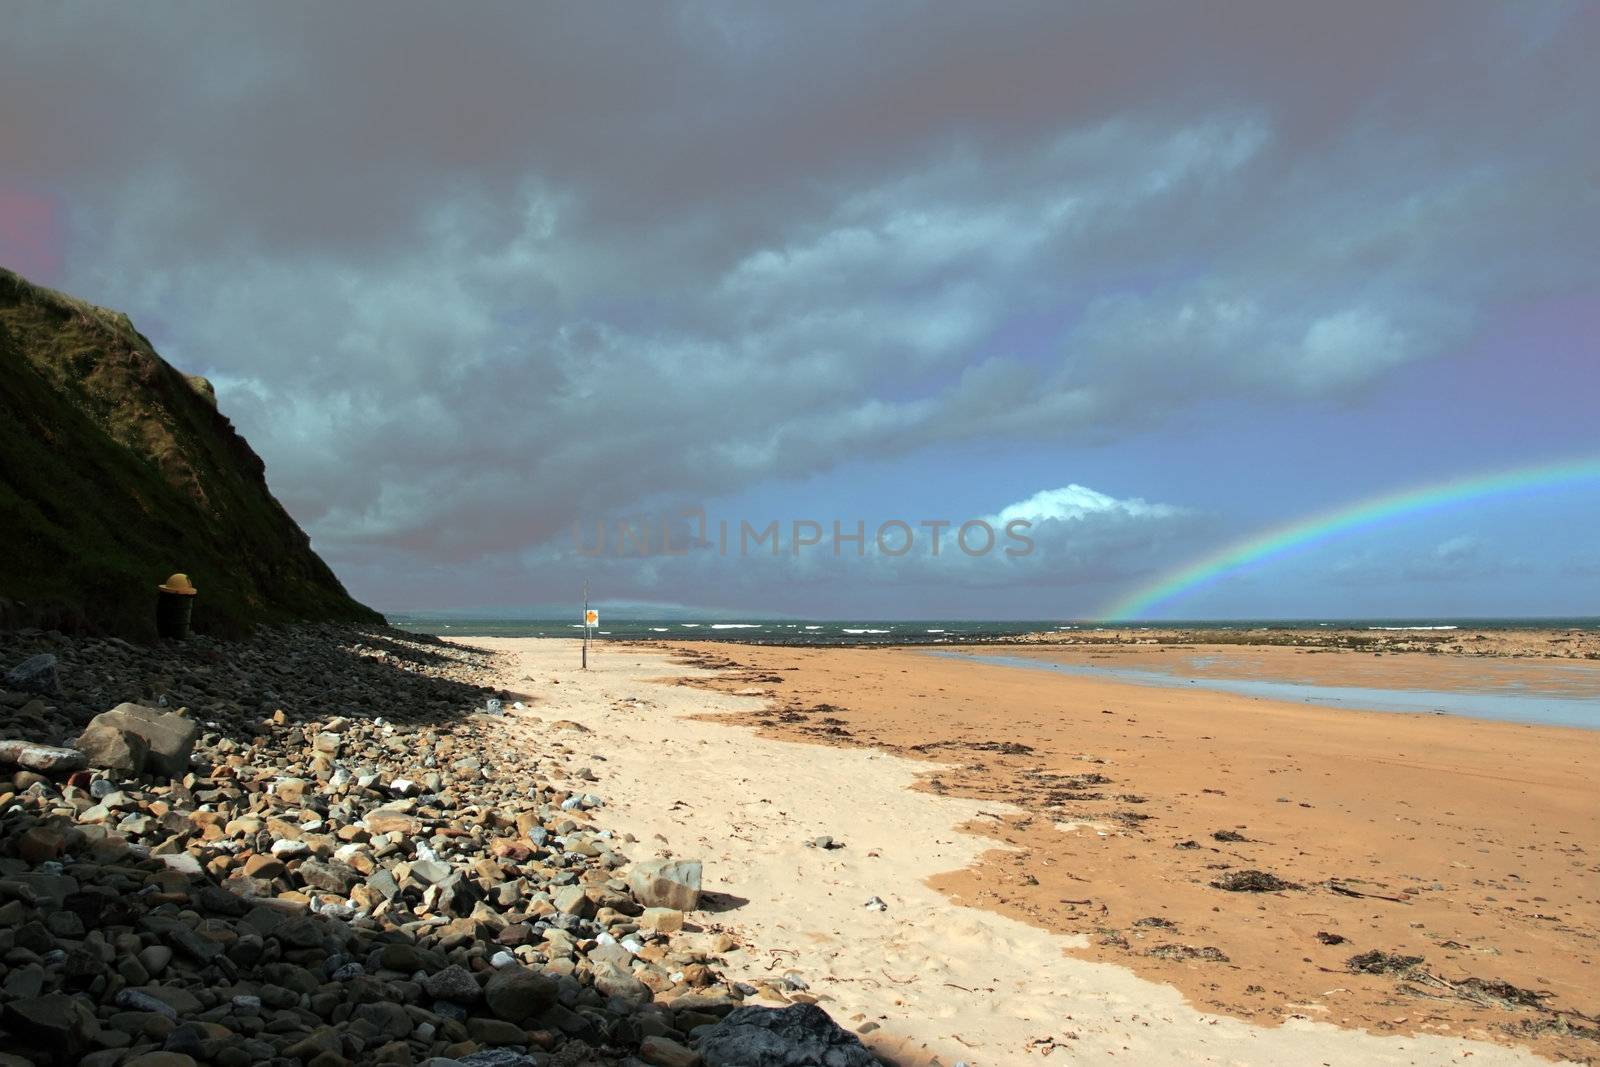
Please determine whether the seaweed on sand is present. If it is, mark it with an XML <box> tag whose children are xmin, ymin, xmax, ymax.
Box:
<box><xmin>1347</xmin><ymin>950</ymin><xmax>1424</xmax><ymax>975</ymax></box>
<box><xmin>1147</xmin><ymin>944</ymin><xmax>1230</xmax><ymax>963</ymax></box>
<box><xmin>1210</xmin><ymin>869</ymin><xmax>1300</xmax><ymax>892</ymax></box>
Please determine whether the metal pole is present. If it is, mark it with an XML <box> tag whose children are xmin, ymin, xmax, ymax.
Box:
<box><xmin>582</xmin><ymin>580</ymin><xmax>588</xmax><ymax>670</ymax></box>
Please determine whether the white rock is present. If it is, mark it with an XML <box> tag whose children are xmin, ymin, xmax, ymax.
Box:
<box><xmin>158</xmin><ymin>853</ymin><xmax>203</xmax><ymax>875</ymax></box>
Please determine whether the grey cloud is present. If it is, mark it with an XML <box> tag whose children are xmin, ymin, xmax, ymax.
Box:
<box><xmin>3</xmin><ymin>2</ymin><xmax>1595</xmax><ymax>608</ymax></box>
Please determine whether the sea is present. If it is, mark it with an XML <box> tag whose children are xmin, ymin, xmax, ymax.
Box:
<box><xmin>387</xmin><ymin>614</ymin><xmax>1600</xmax><ymax>646</ymax></box>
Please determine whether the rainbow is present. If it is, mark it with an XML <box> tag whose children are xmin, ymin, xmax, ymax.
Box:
<box><xmin>1101</xmin><ymin>455</ymin><xmax>1600</xmax><ymax>620</ymax></box>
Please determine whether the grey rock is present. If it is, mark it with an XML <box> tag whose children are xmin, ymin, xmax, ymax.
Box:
<box><xmin>629</xmin><ymin>858</ymin><xmax>702</xmax><ymax>911</ymax></box>
<box><xmin>127</xmin><ymin>984</ymin><xmax>202</xmax><ymax>1016</ymax></box>
<box><xmin>639</xmin><ymin>1036</ymin><xmax>699</xmax><ymax>1067</ymax></box>
<box><xmin>158</xmin><ymin>853</ymin><xmax>203</xmax><ymax>876</ymax></box>
<box><xmin>161</xmin><ymin>1022</ymin><xmax>209</xmax><ymax>1058</ymax></box>
<box><xmin>75</xmin><ymin>723</ymin><xmax>149</xmax><ymax>775</ymax></box>
<box><xmin>353</xmin><ymin>999</ymin><xmax>413</xmax><ymax>1040</ymax></box>
<box><xmin>595</xmin><ymin>969</ymin><xmax>651</xmax><ymax>1008</ymax></box>
<box><xmin>273</xmin><ymin>916</ymin><xmax>323</xmax><ymax>949</ymax></box>
<box><xmin>115</xmin><ymin>987</ymin><xmax>179</xmax><ymax>1020</ymax></box>
<box><xmin>423</xmin><ymin>963</ymin><xmax>482</xmax><ymax>1003</ymax></box>
<box><xmin>5</xmin><ymin>654</ymin><xmax>60</xmax><ymax>696</ymax></box>
<box><xmin>379</xmin><ymin>942</ymin><xmax>427</xmax><ymax>971</ymax></box>
<box><xmin>409</xmin><ymin>858</ymin><xmax>452</xmax><ymax>884</ymax></box>
<box><xmin>297</xmin><ymin>858</ymin><xmax>359</xmax><ymax>893</ymax></box>
<box><xmin>3</xmin><ymin>963</ymin><xmax>45</xmax><ymax>999</ymax></box>
<box><xmin>367</xmin><ymin>869</ymin><xmax>401</xmax><ymax>901</ymax></box>
<box><xmin>698</xmin><ymin>1003</ymin><xmax>876</xmax><ymax>1067</ymax></box>
<box><xmin>458</xmin><ymin>1048</ymin><xmax>547</xmax><ymax>1066</ymax></box>
<box><xmin>552</xmin><ymin>883</ymin><xmax>592</xmax><ymax>917</ymax></box>
<box><xmin>483</xmin><ymin>966</ymin><xmax>559</xmax><ymax>1023</ymax></box>
<box><xmin>4</xmin><ymin>993</ymin><xmax>98</xmax><ymax>1057</ymax></box>
<box><xmin>138</xmin><ymin>945</ymin><xmax>173</xmax><ymax>977</ymax></box>
<box><xmin>131</xmin><ymin>1052</ymin><xmax>200</xmax><ymax>1067</ymax></box>
<box><xmin>0</xmin><ymin>739</ymin><xmax>87</xmax><ymax>773</ymax></box>
<box><xmin>467</xmin><ymin>1016</ymin><xmax>528</xmax><ymax>1045</ymax></box>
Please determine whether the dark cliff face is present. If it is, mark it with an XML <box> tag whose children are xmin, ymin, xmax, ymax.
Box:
<box><xmin>0</xmin><ymin>267</ymin><xmax>383</xmax><ymax>638</ymax></box>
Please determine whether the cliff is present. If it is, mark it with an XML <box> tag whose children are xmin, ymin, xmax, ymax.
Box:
<box><xmin>0</xmin><ymin>267</ymin><xmax>381</xmax><ymax>637</ymax></box>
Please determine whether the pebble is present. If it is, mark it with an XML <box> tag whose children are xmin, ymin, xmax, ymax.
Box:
<box><xmin>0</xmin><ymin>627</ymin><xmax>764</xmax><ymax>1067</ymax></box>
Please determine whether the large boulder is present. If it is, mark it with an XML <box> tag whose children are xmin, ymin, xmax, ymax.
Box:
<box><xmin>77</xmin><ymin>703</ymin><xmax>197</xmax><ymax>778</ymax></box>
<box><xmin>628</xmin><ymin>858</ymin><xmax>702</xmax><ymax>911</ymax></box>
<box><xmin>74</xmin><ymin>723</ymin><xmax>149</xmax><ymax>775</ymax></box>
<box><xmin>4</xmin><ymin>654</ymin><xmax>60</xmax><ymax>696</ymax></box>
<box><xmin>697</xmin><ymin>1004</ymin><xmax>876</xmax><ymax>1067</ymax></box>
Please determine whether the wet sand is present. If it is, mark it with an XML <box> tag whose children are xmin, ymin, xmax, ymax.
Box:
<box><xmin>663</xmin><ymin>639</ymin><xmax>1600</xmax><ymax>1064</ymax></box>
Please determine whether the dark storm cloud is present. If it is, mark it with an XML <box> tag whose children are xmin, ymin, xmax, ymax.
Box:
<box><xmin>2</xmin><ymin>2</ymin><xmax>1596</xmax><ymax>608</ymax></box>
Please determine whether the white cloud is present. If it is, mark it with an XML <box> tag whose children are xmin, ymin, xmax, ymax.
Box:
<box><xmin>988</xmin><ymin>485</ymin><xmax>1182</xmax><ymax>527</ymax></box>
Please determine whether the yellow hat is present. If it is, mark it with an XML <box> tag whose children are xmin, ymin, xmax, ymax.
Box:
<box><xmin>157</xmin><ymin>573</ymin><xmax>198</xmax><ymax>596</ymax></box>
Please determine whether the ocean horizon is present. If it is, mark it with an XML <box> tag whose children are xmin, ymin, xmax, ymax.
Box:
<box><xmin>387</xmin><ymin>613</ymin><xmax>1600</xmax><ymax>645</ymax></box>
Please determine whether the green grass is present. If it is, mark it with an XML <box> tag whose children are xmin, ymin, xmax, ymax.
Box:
<box><xmin>0</xmin><ymin>267</ymin><xmax>382</xmax><ymax>639</ymax></box>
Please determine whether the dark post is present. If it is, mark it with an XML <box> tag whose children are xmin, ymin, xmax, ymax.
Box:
<box><xmin>155</xmin><ymin>573</ymin><xmax>198</xmax><ymax>640</ymax></box>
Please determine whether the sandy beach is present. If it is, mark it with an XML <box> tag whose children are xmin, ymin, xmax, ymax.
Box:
<box><xmin>471</xmin><ymin>636</ymin><xmax>1599</xmax><ymax>1066</ymax></box>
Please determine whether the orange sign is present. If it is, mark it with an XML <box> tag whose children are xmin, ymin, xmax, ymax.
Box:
<box><xmin>585</xmin><ymin>609</ymin><xmax>599</xmax><ymax>627</ymax></box>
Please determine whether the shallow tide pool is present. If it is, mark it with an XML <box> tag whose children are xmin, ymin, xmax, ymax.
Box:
<box><xmin>933</xmin><ymin>652</ymin><xmax>1600</xmax><ymax>729</ymax></box>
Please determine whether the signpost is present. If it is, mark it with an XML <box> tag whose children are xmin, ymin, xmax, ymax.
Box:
<box><xmin>582</xmin><ymin>582</ymin><xmax>597</xmax><ymax>670</ymax></box>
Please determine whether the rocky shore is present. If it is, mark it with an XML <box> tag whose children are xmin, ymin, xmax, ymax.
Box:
<box><xmin>0</xmin><ymin>626</ymin><xmax>876</xmax><ymax>1067</ymax></box>
<box><xmin>997</xmin><ymin>626</ymin><xmax>1600</xmax><ymax>659</ymax></box>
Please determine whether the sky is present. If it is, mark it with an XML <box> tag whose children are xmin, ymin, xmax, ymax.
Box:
<box><xmin>3</xmin><ymin>2</ymin><xmax>1598</xmax><ymax>620</ymax></box>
